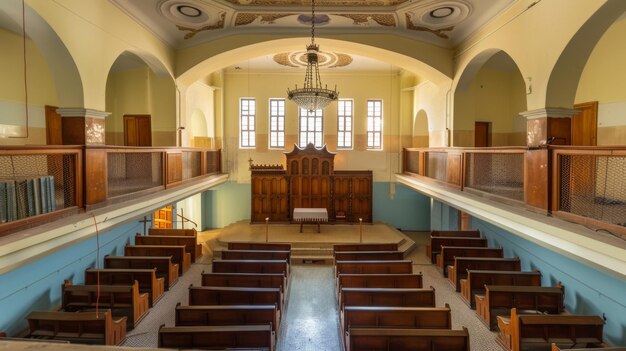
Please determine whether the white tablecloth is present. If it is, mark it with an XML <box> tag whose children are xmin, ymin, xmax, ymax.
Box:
<box><xmin>293</xmin><ymin>208</ymin><xmax>328</xmax><ymax>222</ymax></box>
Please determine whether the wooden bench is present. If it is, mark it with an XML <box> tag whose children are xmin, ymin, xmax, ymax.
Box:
<box><xmin>335</xmin><ymin>260</ymin><xmax>413</xmax><ymax>276</ymax></box>
<box><xmin>222</xmin><ymin>250</ymin><xmax>291</xmax><ymax>261</ymax></box>
<box><xmin>340</xmin><ymin>287</ymin><xmax>436</xmax><ymax>309</ymax></box>
<box><xmin>459</xmin><ymin>270</ymin><xmax>541</xmax><ymax>308</ymax></box>
<box><xmin>342</xmin><ymin>305</ymin><xmax>452</xmax><ymax>346</ymax></box>
<box><xmin>149</xmin><ymin>228</ymin><xmax>196</xmax><ymax>236</ymax></box>
<box><xmin>477</xmin><ymin>285</ymin><xmax>565</xmax><ymax>330</ymax></box>
<box><xmin>334</xmin><ymin>243</ymin><xmax>398</xmax><ymax>252</ymax></box>
<box><xmin>496</xmin><ymin>308</ymin><xmax>604</xmax><ymax>351</ymax></box>
<box><xmin>175</xmin><ymin>303</ymin><xmax>279</xmax><ymax>334</ymax></box>
<box><xmin>430</xmin><ymin>230</ymin><xmax>481</xmax><ymax>237</ymax></box>
<box><xmin>135</xmin><ymin>234</ymin><xmax>202</xmax><ymax>262</ymax></box>
<box><xmin>346</xmin><ymin>327</ymin><xmax>470</xmax><ymax>351</ymax></box>
<box><xmin>337</xmin><ymin>273</ymin><xmax>423</xmax><ymax>299</ymax></box>
<box><xmin>84</xmin><ymin>268</ymin><xmax>164</xmax><ymax>306</ymax></box>
<box><xmin>25</xmin><ymin>309</ymin><xmax>126</xmax><ymax>346</ymax></box>
<box><xmin>448</xmin><ymin>257</ymin><xmax>521</xmax><ymax>291</ymax></box>
<box><xmin>158</xmin><ymin>324</ymin><xmax>273</xmax><ymax>351</ymax></box>
<box><xmin>61</xmin><ymin>281</ymin><xmax>149</xmax><ymax>329</ymax></box>
<box><xmin>104</xmin><ymin>255</ymin><xmax>179</xmax><ymax>289</ymax></box>
<box><xmin>212</xmin><ymin>259</ymin><xmax>289</xmax><ymax>279</ymax></box>
<box><xmin>124</xmin><ymin>245</ymin><xmax>191</xmax><ymax>274</ymax></box>
<box><xmin>189</xmin><ymin>286</ymin><xmax>283</xmax><ymax>321</ymax></box>
<box><xmin>427</xmin><ymin>237</ymin><xmax>488</xmax><ymax>263</ymax></box>
<box><xmin>202</xmin><ymin>272</ymin><xmax>287</xmax><ymax>295</ymax></box>
<box><xmin>334</xmin><ymin>251</ymin><xmax>404</xmax><ymax>261</ymax></box>
<box><xmin>437</xmin><ymin>246</ymin><xmax>503</xmax><ymax>276</ymax></box>
<box><xmin>552</xmin><ymin>344</ymin><xmax>623</xmax><ymax>351</ymax></box>
<box><xmin>228</xmin><ymin>242</ymin><xmax>291</xmax><ymax>251</ymax></box>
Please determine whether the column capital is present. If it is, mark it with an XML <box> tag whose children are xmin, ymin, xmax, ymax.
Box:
<box><xmin>56</xmin><ymin>108</ymin><xmax>111</xmax><ymax>119</ymax></box>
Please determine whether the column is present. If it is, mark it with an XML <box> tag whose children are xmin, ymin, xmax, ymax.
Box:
<box><xmin>56</xmin><ymin>108</ymin><xmax>110</xmax><ymax>145</ymax></box>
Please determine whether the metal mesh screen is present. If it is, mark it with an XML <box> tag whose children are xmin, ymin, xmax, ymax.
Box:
<box><xmin>0</xmin><ymin>153</ymin><xmax>77</xmax><ymax>223</ymax></box>
<box><xmin>107</xmin><ymin>152</ymin><xmax>162</xmax><ymax>198</ymax></box>
<box><xmin>560</xmin><ymin>154</ymin><xmax>626</xmax><ymax>227</ymax></box>
<box><xmin>182</xmin><ymin>151</ymin><xmax>202</xmax><ymax>180</ymax></box>
<box><xmin>405</xmin><ymin>150</ymin><xmax>420</xmax><ymax>174</ymax></box>
<box><xmin>426</xmin><ymin>152</ymin><xmax>447</xmax><ymax>182</ymax></box>
<box><xmin>465</xmin><ymin>152</ymin><xmax>524</xmax><ymax>201</ymax></box>
<box><xmin>206</xmin><ymin>150</ymin><xmax>220</xmax><ymax>174</ymax></box>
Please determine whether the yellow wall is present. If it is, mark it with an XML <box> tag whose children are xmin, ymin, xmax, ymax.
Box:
<box><xmin>0</xmin><ymin>29</ymin><xmax>57</xmax><ymax>144</ymax></box>
<box><xmin>222</xmin><ymin>69</ymin><xmax>406</xmax><ymax>182</ymax></box>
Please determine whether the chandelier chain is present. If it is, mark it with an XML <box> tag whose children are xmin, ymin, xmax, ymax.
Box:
<box><xmin>311</xmin><ymin>0</ymin><xmax>315</xmax><ymax>45</ymax></box>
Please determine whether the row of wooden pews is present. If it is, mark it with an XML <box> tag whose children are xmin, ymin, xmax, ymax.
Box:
<box><xmin>428</xmin><ymin>229</ymin><xmax>613</xmax><ymax>351</ymax></box>
<box><xmin>20</xmin><ymin>227</ymin><xmax>201</xmax><ymax>346</ymax></box>
<box><xmin>334</xmin><ymin>242</ymin><xmax>470</xmax><ymax>351</ymax></box>
<box><xmin>158</xmin><ymin>241</ymin><xmax>292</xmax><ymax>351</ymax></box>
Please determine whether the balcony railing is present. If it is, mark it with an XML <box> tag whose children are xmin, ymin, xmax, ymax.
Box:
<box><xmin>403</xmin><ymin>146</ymin><xmax>626</xmax><ymax>238</ymax></box>
<box><xmin>0</xmin><ymin>146</ymin><xmax>222</xmax><ymax>236</ymax></box>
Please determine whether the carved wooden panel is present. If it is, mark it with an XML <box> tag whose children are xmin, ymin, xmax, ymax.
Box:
<box><xmin>251</xmin><ymin>173</ymin><xmax>289</xmax><ymax>222</ymax></box>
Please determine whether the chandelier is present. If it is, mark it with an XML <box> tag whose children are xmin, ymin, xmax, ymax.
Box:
<box><xmin>287</xmin><ymin>0</ymin><xmax>339</xmax><ymax>112</ymax></box>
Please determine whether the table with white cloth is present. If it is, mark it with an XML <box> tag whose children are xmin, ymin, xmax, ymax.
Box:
<box><xmin>293</xmin><ymin>208</ymin><xmax>328</xmax><ymax>233</ymax></box>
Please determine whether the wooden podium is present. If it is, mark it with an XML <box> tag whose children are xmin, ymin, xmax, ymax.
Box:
<box><xmin>250</xmin><ymin>144</ymin><xmax>372</xmax><ymax>223</ymax></box>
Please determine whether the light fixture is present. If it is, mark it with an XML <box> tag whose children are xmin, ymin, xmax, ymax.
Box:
<box><xmin>287</xmin><ymin>0</ymin><xmax>338</xmax><ymax>112</ymax></box>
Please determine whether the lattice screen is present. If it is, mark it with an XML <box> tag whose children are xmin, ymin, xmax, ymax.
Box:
<box><xmin>465</xmin><ymin>153</ymin><xmax>524</xmax><ymax>201</ymax></box>
<box><xmin>107</xmin><ymin>152</ymin><xmax>162</xmax><ymax>198</ymax></box>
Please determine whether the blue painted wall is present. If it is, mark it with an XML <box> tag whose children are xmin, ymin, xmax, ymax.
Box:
<box><xmin>0</xmin><ymin>220</ymin><xmax>141</xmax><ymax>336</ymax></box>
<box><xmin>472</xmin><ymin>217</ymin><xmax>626</xmax><ymax>346</ymax></box>
<box><xmin>373</xmin><ymin>182</ymin><xmax>430</xmax><ymax>231</ymax></box>
<box><xmin>430</xmin><ymin>199</ymin><xmax>459</xmax><ymax>230</ymax></box>
<box><xmin>202</xmin><ymin>182</ymin><xmax>251</xmax><ymax>229</ymax></box>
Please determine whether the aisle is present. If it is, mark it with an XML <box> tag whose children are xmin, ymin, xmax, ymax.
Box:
<box><xmin>277</xmin><ymin>265</ymin><xmax>342</xmax><ymax>351</ymax></box>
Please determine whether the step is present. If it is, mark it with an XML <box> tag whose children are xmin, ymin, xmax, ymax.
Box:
<box><xmin>291</xmin><ymin>255</ymin><xmax>334</xmax><ymax>265</ymax></box>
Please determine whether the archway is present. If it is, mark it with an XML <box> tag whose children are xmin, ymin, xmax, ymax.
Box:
<box><xmin>105</xmin><ymin>51</ymin><xmax>176</xmax><ymax>146</ymax></box>
<box><xmin>190</xmin><ymin>109</ymin><xmax>210</xmax><ymax>147</ymax></box>
<box><xmin>453</xmin><ymin>50</ymin><xmax>527</xmax><ymax>147</ymax></box>
<box><xmin>413</xmin><ymin>110</ymin><xmax>429</xmax><ymax>147</ymax></box>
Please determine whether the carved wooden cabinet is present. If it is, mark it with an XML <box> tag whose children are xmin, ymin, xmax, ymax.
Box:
<box><xmin>250</xmin><ymin>144</ymin><xmax>372</xmax><ymax>223</ymax></box>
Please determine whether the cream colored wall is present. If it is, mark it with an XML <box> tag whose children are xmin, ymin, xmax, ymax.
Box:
<box><xmin>222</xmin><ymin>70</ymin><xmax>405</xmax><ymax>182</ymax></box>
<box><xmin>412</xmin><ymin>81</ymin><xmax>449</xmax><ymax>147</ymax></box>
<box><xmin>576</xmin><ymin>15</ymin><xmax>626</xmax><ymax>145</ymax></box>
<box><xmin>183</xmin><ymin>81</ymin><xmax>216</xmax><ymax>147</ymax></box>
<box><xmin>148</xmin><ymin>70</ymin><xmax>176</xmax><ymax>146</ymax></box>
<box><xmin>0</xmin><ymin>29</ymin><xmax>57</xmax><ymax>144</ymax></box>
<box><xmin>453</xmin><ymin>67</ymin><xmax>526</xmax><ymax>146</ymax></box>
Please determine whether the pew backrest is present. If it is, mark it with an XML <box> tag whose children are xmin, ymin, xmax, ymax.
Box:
<box><xmin>175</xmin><ymin>304</ymin><xmax>278</xmax><ymax>333</ymax></box>
<box><xmin>212</xmin><ymin>259</ymin><xmax>289</xmax><ymax>277</ymax></box>
<box><xmin>428</xmin><ymin>237</ymin><xmax>487</xmax><ymax>263</ymax></box>
<box><xmin>437</xmin><ymin>247</ymin><xmax>503</xmax><ymax>275</ymax></box>
<box><xmin>228</xmin><ymin>242</ymin><xmax>291</xmax><ymax>251</ymax></box>
<box><xmin>338</xmin><ymin>274</ymin><xmax>423</xmax><ymax>290</ymax></box>
<box><xmin>347</xmin><ymin>327</ymin><xmax>470</xmax><ymax>351</ymax></box>
<box><xmin>149</xmin><ymin>228</ymin><xmax>196</xmax><ymax>236</ymax></box>
<box><xmin>134</xmin><ymin>234</ymin><xmax>201</xmax><ymax>262</ymax></box>
<box><xmin>334</xmin><ymin>251</ymin><xmax>404</xmax><ymax>261</ymax></box>
<box><xmin>334</xmin><ymin>243</ymin><xmax>398</xmax><ymax>252</ymax></box>
<box><xmin>84</xmin><ymin>268</ymin><xmax>164</xmax><ymax>306</ymax></box>
<box><xmin>335</xmin><ymin>260</ymin><xmax>413</xmax><ymax>276</ymax></box>
<box><xmin>158</xmin><ymin>324</ymin><xmax>273</xmax><ymax>350</ymax></box>
<box><xmin>430</xmin><ymin>230</ymin><xmax>481</xmax><ymax>237</ymax></box>
<box><xmin>26</xmin><ymin>310</ymin><xmax>126</xmax><ymax>346</ymax></box>
<box><xmin>188</xmin><ymin>286</ymin><xmax>282</xmax><ymax>312</ymax></box>
<box><xmin>462</xmin><ymin>270</ymin><xmax>541</xmax><ymax>308</ymax></box>
<box><xmin>104</xmin><ymin>255</ymin><xmax>179</xmax><ymax>289</ymax></box>
<box><xmin>124</xmin><ymin>245</ymin><xmax>190</xmax><ymax>274</ymax></box>
<box><xmin>222</xmin><ymin>250</ymin><xmax>291</xmax><ymax>261</ymax></box>
<box><xmin>451</xmin><ymin>257</ymin><xmax>521</xmax><ymax>290</ymax></box>
<box><xmin>201</xmin><ymin>272</ymin><xmax>286</xmax><ymax>293</ymax></box>
<box><xmin>341</xmin><ymin>287</ymin><xmax>436</xmax><ymax>309</ymax></box>
<box><xmin>343</xmin><ymin>305</ymin><xmax>452</xmax><ymax>334</ymax></box>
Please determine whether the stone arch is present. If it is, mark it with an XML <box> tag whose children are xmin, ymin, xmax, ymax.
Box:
<box><xmin>546</xmin><ymin>0</ymin><xmax>626</xmax><ymax>108</ymax></box>
<box><xmin>453</xmin><ymin>49</ymin><xmax>527</xmax><ymax>146</ymax></box>
<box><xmin>413</xmin><ymin>109</ymin><xmax>429</xmax><ymax>147</ymax></box>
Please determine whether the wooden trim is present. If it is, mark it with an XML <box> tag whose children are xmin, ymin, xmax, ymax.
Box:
<box><xmin>0</xmin><ymin>207</ymin><xmax>81</xmax><ymax>238</ymax></box>
<box><xmin>553</xmin><ymin>211</ymin><xmax>626</xmax><ymax>240</ymax></box>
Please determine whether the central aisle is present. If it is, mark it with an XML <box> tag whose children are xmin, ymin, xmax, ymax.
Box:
<box><xmin>277</xmin><ymin>265</ymin><xmax>342</xmax><ymax>351</ymax></box>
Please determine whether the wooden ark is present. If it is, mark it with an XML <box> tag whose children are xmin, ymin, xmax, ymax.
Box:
<box><xmin>250</xmin><ymin>144</ymin><xmax>373</xmax><ymax>223</ymax></box>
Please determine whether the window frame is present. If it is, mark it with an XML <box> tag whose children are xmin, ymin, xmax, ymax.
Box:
<box><xmin>268</xmin><ymin>98</ymin><xmax>285</xmax><ymax>149</ymax></box>
<box><xmin>337</xmin><ymin>99</ymin><xmax>354</xmax><ymax>150</ymax></box>
<box><xmin>298</xmin><ymin>108</ymin><xmax>324</xmax><ymax>148</ymax></box>
<box><xmin>366</xmin><ymin>99</ymin><xmax>383</xmax><ymax>150</ymax></box>
<box><xmin>239</xmin><ymin>98</ymin><xmax>256</xmax><ymax>148</ymax></box>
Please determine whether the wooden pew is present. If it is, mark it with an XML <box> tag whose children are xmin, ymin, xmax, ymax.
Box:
<box><xmin>149</xmin><ymin>228</ymin><xmax>196</xmax><ymax>236</ymax></box>
<box><xmin>228</xmin><ymin>242</ymin><xmax>291</xmax><ymax>251</ymax></box>
<box><xmin>175</xmin><ymin>303</ymin><xmax>279</xmax><ymax>334</ymax></box>
<box><xmin>496</xmin><ymin>308</ymin><xmax>604</xmax><ymax>351</ymax></box>
<box><xmin>459</xmin><ymin>270</ymin><xmax>542</xmax><ymax>308</ymax></box>
<box><xmin>430</xmin><ymin>230</ymin><xmax>481</xmax><ymax>237</ymax></box>
<box><xmin>448</xmin><ymin>257</ymin><xmax>522</xmax><ymax>291</ymax></box>
<box><xmin>427</xmin><ymin>237</ymin><xmax>488</xmax><ymax>263</ymax></box>
<box><xmin>222</xmin><ymin>250</ymin><xmax>291</xmax><ymax>261</ymax></box>
<box><xmin>335</xmin><ymin>260</ymin><xmax>413</xmax><ymax>276</ymax></box>
<box><xmin>334</xmin><ymin>251</ymin><xmax>404</xmax><ymax>261</ymax></box>
<box><xmin>437</xmin><ymin>246</ymin><xmax>503</xmax><ymax>276</ymax></box>
<box><xmin>552</xmin><ymin>344</ymin><xmax>624</xmax><ymax>351</ymax></box>
<box><xmin>334</xmin><ymin>243</ymin><xmax>398</xmax><ymax>252</ymax></box>
<box><xmin>202</xmin><ymin>272</ymin><xmax>287</xmax><ymax>295</ymax></box>
<box><xmin>158</xmin><ymin>324</ymin><xmax>274</xmax><ymax>351</ymax></box>
<box><xmin>337</xmin><ymin>273</ymin><xmax>423</xmax><ymax>290</ymax></box>
<box><xmin>104</xmin><ymin>255</ymin><xmax>179</xmax><ymax>289</ymax></box>
<box><xmin>134</xmin><ymin>234</ymin><xmax>202</xmax><ymax>262</ymax></box>
<box><xmin>25</xmin><ymin>310</ymin><xmax>126</xmax><ymax>346</ymax></box>
<box><xmin>84</xmin><ymin>268</ymin><xmax>164</xmax><ymax>306</ymax></box>
<box><xmin>189</xmin><ymin>286</ymin><xmax>283</xmax><ymax>321</ymax></box>
<box><xmin>212</xmin><ymin>259</ymin><xmax>289</xmax><ymax>279</ymax></box>
<box><xmin>346</xmin><ymin>327</ymin><xmax>470</xmax><ymax>351</ymax></box>
<box><xmin>477</xmin><ymin>285</ymin><xmax>565</xmax><ymax>330</ymax></box>
<box><xmin>124</xmin><ymin>245</ymin><xmax>191</xmax><ymax>274</ymax></box>
<box><xmin>61</xmin><ymin>281</ymin><xmax>149</xmax><ymax>329</ymax></box>
<box><xmin>340</xmin><ymin>287</ymin><xmax>436</xmax><ymax>309</ymax></box>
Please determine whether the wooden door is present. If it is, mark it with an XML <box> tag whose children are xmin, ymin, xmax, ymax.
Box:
<box><xmin>572</xmin><ymin>101</ymin><xmax>597</xmax><ymax>146</ymax></box>
<box><xmin>45</xmin><ymin>105</ymin><xmax>62</xmax><ymax>145</ymax></box>
<box><xmin>474</xmin><ymin>121</ymin><xmax>490</xmax><ymax>147</ymax></box>
<box><xmin>124</xmin><ymin>114</ymin><xmax>152</xmax><ymax>146</ymax></box>
<box><xmin>153</xmin><ymin>205</ymin><xmax>173</xmax><ymax>229</ymax></box>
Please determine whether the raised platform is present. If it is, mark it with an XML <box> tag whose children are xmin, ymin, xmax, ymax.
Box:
<box><xmin>208</xmin><ymin>221</ymin><xmax>417</xmax><ymax>264</ymax></box>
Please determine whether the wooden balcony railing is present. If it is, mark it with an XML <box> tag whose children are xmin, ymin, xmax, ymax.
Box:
<box><xmin>0</xmin><ymin>146</ymin><xmax>222</xmax><ymax>236</ymax></box>
<box><xmin>403</xmin><ymin>146</ymin><xmax>626</xmax><ymax>238</ymax></box>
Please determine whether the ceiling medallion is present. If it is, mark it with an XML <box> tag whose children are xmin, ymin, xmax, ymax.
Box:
<box><xmin>176</xmin><ymin>5</ymin><xmax>202</xmax><ymax>17</ymax></box>
<box><xmin>406</xmin><ymin>13</ymin><xmax>454</xmax><ymax>39</ymax></box>
<box><xmin>274</xmin><ymin>51</ymin><xmax>352</xmax><ymax>68</ymax></box>
<box><xmin>177</xmin><ymin>12</ymin><xmax>226</xmax><ymax>39</ymax></box>
<box><xmin>223</xmin><ymin>0</ymin><xmax>409</xmax><ymax>6</ymax></box>
<box><xmin>430</xmin><ymin>6</ymin><xmax>454</xmax><ymax>19</ymax></box>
